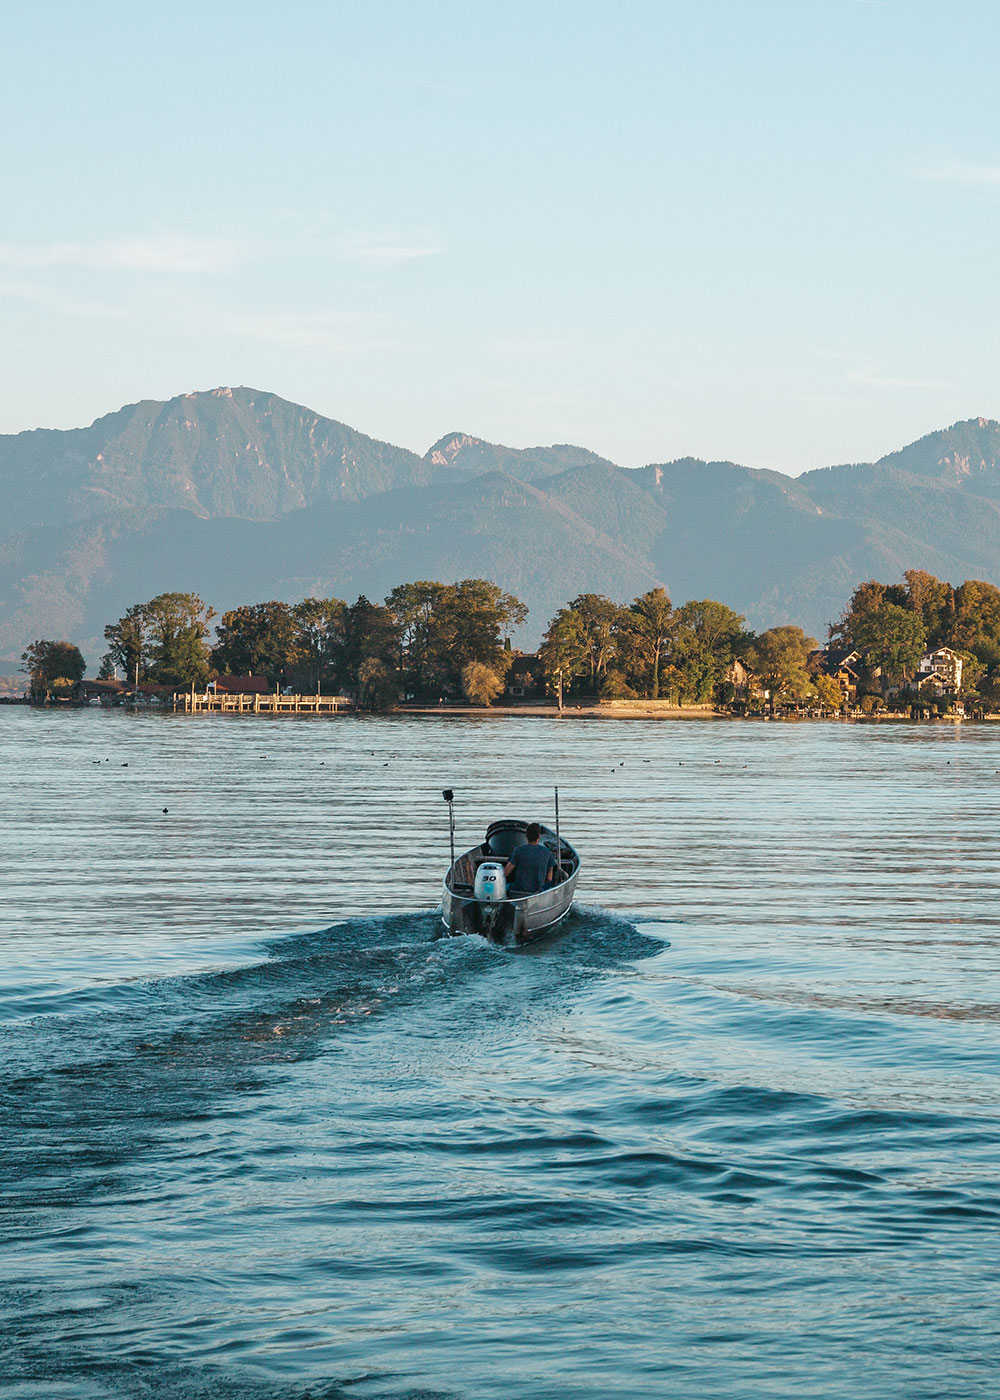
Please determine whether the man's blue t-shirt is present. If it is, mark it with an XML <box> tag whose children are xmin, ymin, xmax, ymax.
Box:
<box><xmin>507</xmin><ymin>842</ymin><xmax>555</xmax><ymax>894</ymax></box>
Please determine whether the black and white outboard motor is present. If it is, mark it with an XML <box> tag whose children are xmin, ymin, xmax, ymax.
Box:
<box><xmin>474</xmin><ymin>861</ymin><xmax>507</xmax><ymax>902</ymax></box>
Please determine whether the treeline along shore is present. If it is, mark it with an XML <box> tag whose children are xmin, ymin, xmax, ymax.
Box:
<box><xmin>11</xmin><ymin>569</ymin><xmax>1000</xmax><ymax>719</ymax></box>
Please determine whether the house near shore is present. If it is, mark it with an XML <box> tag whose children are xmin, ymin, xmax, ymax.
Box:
<box><xmin>809</xmin><ymin>648</ymin><xmax>862</xmax><ymax>706</ymax></box>
<box><xmin>505</xmin><ymin>654</ymin><xmax>544</xmax><ymax>700</ymax></box>
<box><xmin>725</xmin><ymin>657</ymin><xmax>763</xmax><ymax>706</ymax></box>
<box><xmin>916</xmin><ymin>647</ymin><xmax>963</xmax><ymax>694</ymax></box>
<box><xmin>208</xmin><ymin>675</ymin><xmax>271</xmax><ymax>695</ymax></box>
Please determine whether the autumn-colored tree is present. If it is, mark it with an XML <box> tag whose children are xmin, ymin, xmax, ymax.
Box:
<box><xmin>461</xmin><ymin>660</ymin><xmax>505</xmax><ymax>706</ymax></box>
<box><xmin>829</xmin><ymin>580</ymin><xmax>888</xmax><ymax>647</ymax></box>
<box><xmin>812</xmin><ymin>672</ymin><xmax>844</xmax><ymax>712</ymax></box>
<box><xmin>948</xmin><ymin>580</ymin><xmax>1000</xmax><ymax>662</ymax></box>
<box><xmin>903</xmin><ymin>570</ymin><xmax>954</xmax><ymax>644</ymax></box>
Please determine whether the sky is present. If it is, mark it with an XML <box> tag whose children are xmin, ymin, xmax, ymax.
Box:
<box><xmin>1</xmin><ymin>0</ymin><xmax>999</xmax><ymax>474</ymax></box>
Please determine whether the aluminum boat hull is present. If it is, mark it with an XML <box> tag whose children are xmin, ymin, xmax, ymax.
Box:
<box><xmin>441</xmin><ymin>821</ymin><xmax>580</xmax><ymax>945</ymax></box>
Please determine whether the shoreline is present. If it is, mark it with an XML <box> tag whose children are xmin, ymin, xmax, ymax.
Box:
<box><xmin>3</xmin><ymin>698</ymin><xmax>987</xmax><ymax>722</ymax></box>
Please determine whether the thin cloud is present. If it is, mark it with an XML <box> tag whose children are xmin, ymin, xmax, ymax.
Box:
<box><xmin>808</xmin><ymin>349</ymin><xmax>945</xmax><ymax>392</ymax></box>
<box><xmin>0</xmin><ymin>236</ymin><xmax>247</xmax><ymax>273</ymax></box>
<box><xmin>847</xmin><ymin>368</ymin><xmax>945</xmax><ymax>390</ymax></box>
<box><xmin>913</xmin><ymin>160</ymin><xmax>1000</xmax><ymax>187</ymax></box>
<box><xmin>0</xmin><ymin>230</ymin><xmax>445</xmax><ymax>276</ymax></box>
<box><xmin>0</xmin><ymin>278</ymin><xmax>407</xmax><ymax>352</ymax></box>
<box><xmin>333</xmin><ymin>235</ymin><xmax>445</xmax><ymax>265</ymax></box>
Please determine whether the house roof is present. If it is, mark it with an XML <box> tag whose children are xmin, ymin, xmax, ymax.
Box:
<box><xmin>211</xmin><ymin>675</ymin><xmax>272</xmax><ymax>693</ymax></box>
<box><xmin>80</xmin><ymin>679</ymin><xmax>125</xmax><ymax>694</ymax></box>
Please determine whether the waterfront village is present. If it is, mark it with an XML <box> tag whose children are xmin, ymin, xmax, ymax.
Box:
<box><xmin>7</xmin><ymin>572</ymin><xmax>995</xmax><ymax>719</ymax></box>
<box><xmin>9</xmin><ymin>641</ymin><xmax>974</xmax><ymax>721</ymax></box>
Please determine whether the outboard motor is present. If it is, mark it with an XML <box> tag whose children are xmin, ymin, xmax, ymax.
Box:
<box><xmin>474</xmin><ymin>861</ymin><xmax>507</xmax><ymax>902</ymax></box>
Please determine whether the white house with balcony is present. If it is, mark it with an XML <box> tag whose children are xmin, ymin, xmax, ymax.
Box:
<box><xmin>916</xmin><ymin>647</ymin><xmax>963</xmax><ymax>693</ymax></box>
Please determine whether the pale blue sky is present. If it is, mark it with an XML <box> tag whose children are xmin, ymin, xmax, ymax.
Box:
<box><xmin>2</xmin><ymin>0</ymin><xmax>998</xmax><ymax>472</ymax></box>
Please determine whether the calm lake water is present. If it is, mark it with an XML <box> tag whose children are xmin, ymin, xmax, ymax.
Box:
<box><xmin>0</xmin><ymin>709</ymin><xmax>997</xmax><ymax>1399</ymax></box>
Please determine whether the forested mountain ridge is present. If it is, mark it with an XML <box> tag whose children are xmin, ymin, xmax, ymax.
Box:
<box><xmin>0</xmin><ymin>386</ymin><xmax>428</xmax><ymax>533</ymax></box>
<box><xmin>1</xmin><ymin>389</ymin><xmax>999</xmax><ymax>667</ymax></box>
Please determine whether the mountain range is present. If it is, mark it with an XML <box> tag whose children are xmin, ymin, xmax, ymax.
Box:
<box><xmin>2</xmin><ymin>385</ymin><xmax>1000</xmax><ymax>668</ymax></box>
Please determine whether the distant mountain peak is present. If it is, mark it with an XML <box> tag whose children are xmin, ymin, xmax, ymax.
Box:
<box><xmin>426</xmin><ymin>433</ymin><xmax>482</xmax><ymax>467</ymax></box>
<box><xmin>874</xmin><ymin>416</ymin><xmax>1000</xmax><ymax>484</ymax></box>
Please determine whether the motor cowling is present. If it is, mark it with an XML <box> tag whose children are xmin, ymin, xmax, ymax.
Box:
<box><xmin>474</xmin><ymin>861</ymin><xmax>507</xmax><ymax>902</ymax></box>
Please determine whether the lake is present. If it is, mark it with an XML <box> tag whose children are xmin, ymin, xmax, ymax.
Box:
<box><xmin>0</xmin><ymin>708</ymin><xmax>997</xmax><ymax>1399</ymax></box>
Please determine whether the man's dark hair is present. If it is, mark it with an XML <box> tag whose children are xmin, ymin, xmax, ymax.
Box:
<box><xmin>526</xmin><ymin>822</ymin><xmax>541</xmax><ymax>842</ymax></box>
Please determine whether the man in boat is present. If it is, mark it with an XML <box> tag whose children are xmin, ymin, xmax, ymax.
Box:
<box><xmin>504</xmin><ymin>822</ymin><xmax>556</xmax><ymax>896</ymax></box>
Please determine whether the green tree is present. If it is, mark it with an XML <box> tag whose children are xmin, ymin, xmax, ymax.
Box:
<box><xmin>211</xmin><ymin>601</ymin><xmax>298</xmax><ymax>686</ymax></box>
<box><xmin>102</xmin><ymin>603</ymin><xmax>151</xmax><ymax>685</ymax></box>
<box><xmin>291</xmin><ymin>597</ymin><xmax>347</xmax><ymax>692</ymax></box>
<box><xmin>668</xmin><ymin>599</ymin><xmax>749</xmax><ymax>703</ymax></box>
<box><xmin>357</xmin><ymin>655</ymin><xmax>398</xmax><ymax>711</ymax></box>
<box><xmin>538</xmin><ymin>606</ymin><xmax>591</xmax><ymax>696</ymax></box>
<box><xmin>145</xmin><ymin>592</ymin><xmax>215</xmax><ymax>686</ymax></box>
<box><xmin>20</xmin><ymin>640</ymin><xmax>86</xmax><ymax>700</ymax></box>
<box><xmin>852</xmin><ymin>603</ymin><xmax>926</xmax><ymax>684</ymax></box>
<box><xmin>425</xmin><ymin>580</ymin><xmax>526</xmax><ymax>692</ymax></box>
<box><xmin>621</xmin><ymin>587</ymin><xmax>673</xmax><ymax>697</ymax></box>
<box><xmin>569</xmin><ymin>593</ymin><xmax>627</xmax><ymax>689</ymax></box>
<box><xmin>746</xmin><ymin>626</ymin><xmax>818</xmax><ymax>708</ymax></box>
<box><xmin>385</xmin><ymin>581</ymin><xmax>448</xmax><ymax>697</ymax></box>
<box><xmin>343</xmin><ymin>596</ymin><xmax>401</xmax><ymax>705</ymax></box>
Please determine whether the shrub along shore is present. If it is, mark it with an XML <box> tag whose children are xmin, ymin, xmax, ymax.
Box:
<box><xmin>14</xmin><ymin>569</ymin><xmax>1000</xmax><ymax>717</ymax></box>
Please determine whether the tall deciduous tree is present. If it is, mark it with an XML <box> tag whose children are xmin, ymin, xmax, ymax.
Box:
<box><xmin>623</xmin><ymin>587</ymin><xmax>673</xmax><ymax>698</ymax></box>
<box><xmin>343</xmin><ymin>596</ymin><xmax>401</xmax><ymax>706</ymax></box>
<box><xmin>830</xmin><ymin>580</ymin><xmax>888</xmax><ymax>647</ymax></box>
<box><xmin>291</xmin><ymin>597</ymin><xmax>347</xmax><ymax>692</ymax></box>
<box><xmin>852</xmin><ymin>604</ymin><xmax>926</xmax><ymax>683</ymax></box>
<box><xmin>461</xmin><ymin>660</ymin><xmax>505</xmax><ymax>706</ymax></box>
<box><xmin>211</xmin><ymin>601</ymin><xmax>298</xmax><ymax>686</ymax></box>
<box><xmin>746</xmin><ymin>626</ymin><xmax>818</xmax><ymax>707</ymax></box>
<box><xmin>145</xmin><ymin>592</ymin><xmax>215</xmax><ymax>686</ymax></box>
<box><xmin>385</xmin><ymin>581</ymin><xmax>447</xmax><ymax>697</ymax></box>
<box><xmin>102</xmin><ymin>603</ymin><xmax>151</xmax><ymax>685</ymax></box>
<box><xmin>20</xmin><ymin>640</ymin><xmax>86</xmax><ymax>699</ymax></box>
<box><xmin>668</xmin><ymin>599</ymin><xmax>749</xmax><ymax>703</ymax></box>
<box><xmin>538</xmin><ymin>607</ymin><xmax>591</xmax><ymax>694</ymax></box>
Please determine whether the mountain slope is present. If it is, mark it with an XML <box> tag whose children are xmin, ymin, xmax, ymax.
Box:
<box><xmin>2</xmin><ymin>396</ymin><xmax>1000</xmax><ymax>667</ymax></box>
<box><xmin>0</xmin><ymin>386</ymin><xmax>428</xmax><ymax>534</ymax></box>
<box><xmin>0</xmin><ymin>475</ymin><xmax>664</xmax><ymax>663</ymax></box>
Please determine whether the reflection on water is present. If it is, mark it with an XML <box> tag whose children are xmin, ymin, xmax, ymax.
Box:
<box><xmin>0</xmin><ymin>710</ymin><xmax>997</xmax><ymax>1399</ymax></box>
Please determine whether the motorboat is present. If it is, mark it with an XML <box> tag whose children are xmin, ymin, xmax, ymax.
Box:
<box><xmin>441</xmin><ymin>811</ymin><xmax>580</xmax><ymax>945</ymax></box>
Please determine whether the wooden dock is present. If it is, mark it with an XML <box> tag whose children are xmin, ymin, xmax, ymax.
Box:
<box><xmin>177</xmin><ymin>691</ymin><xmax>353</xmax><ymax>715</ymax></box>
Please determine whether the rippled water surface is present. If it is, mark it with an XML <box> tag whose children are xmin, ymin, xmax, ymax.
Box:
<box><xmin>1</xmin><ymin>709</ymin><xmax>997</xmax><ymax>1399</ymax></box>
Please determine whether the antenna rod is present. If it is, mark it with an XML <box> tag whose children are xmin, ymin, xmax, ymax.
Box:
<box><xmin>442</xmin><ymin>789</ymin><xmax>456</xmax><ymax>872</ymax></box>
<box><xmin>555</xmin><ymin>785</ymin><xmax>562</xmax><ymax>879</ymax></box>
